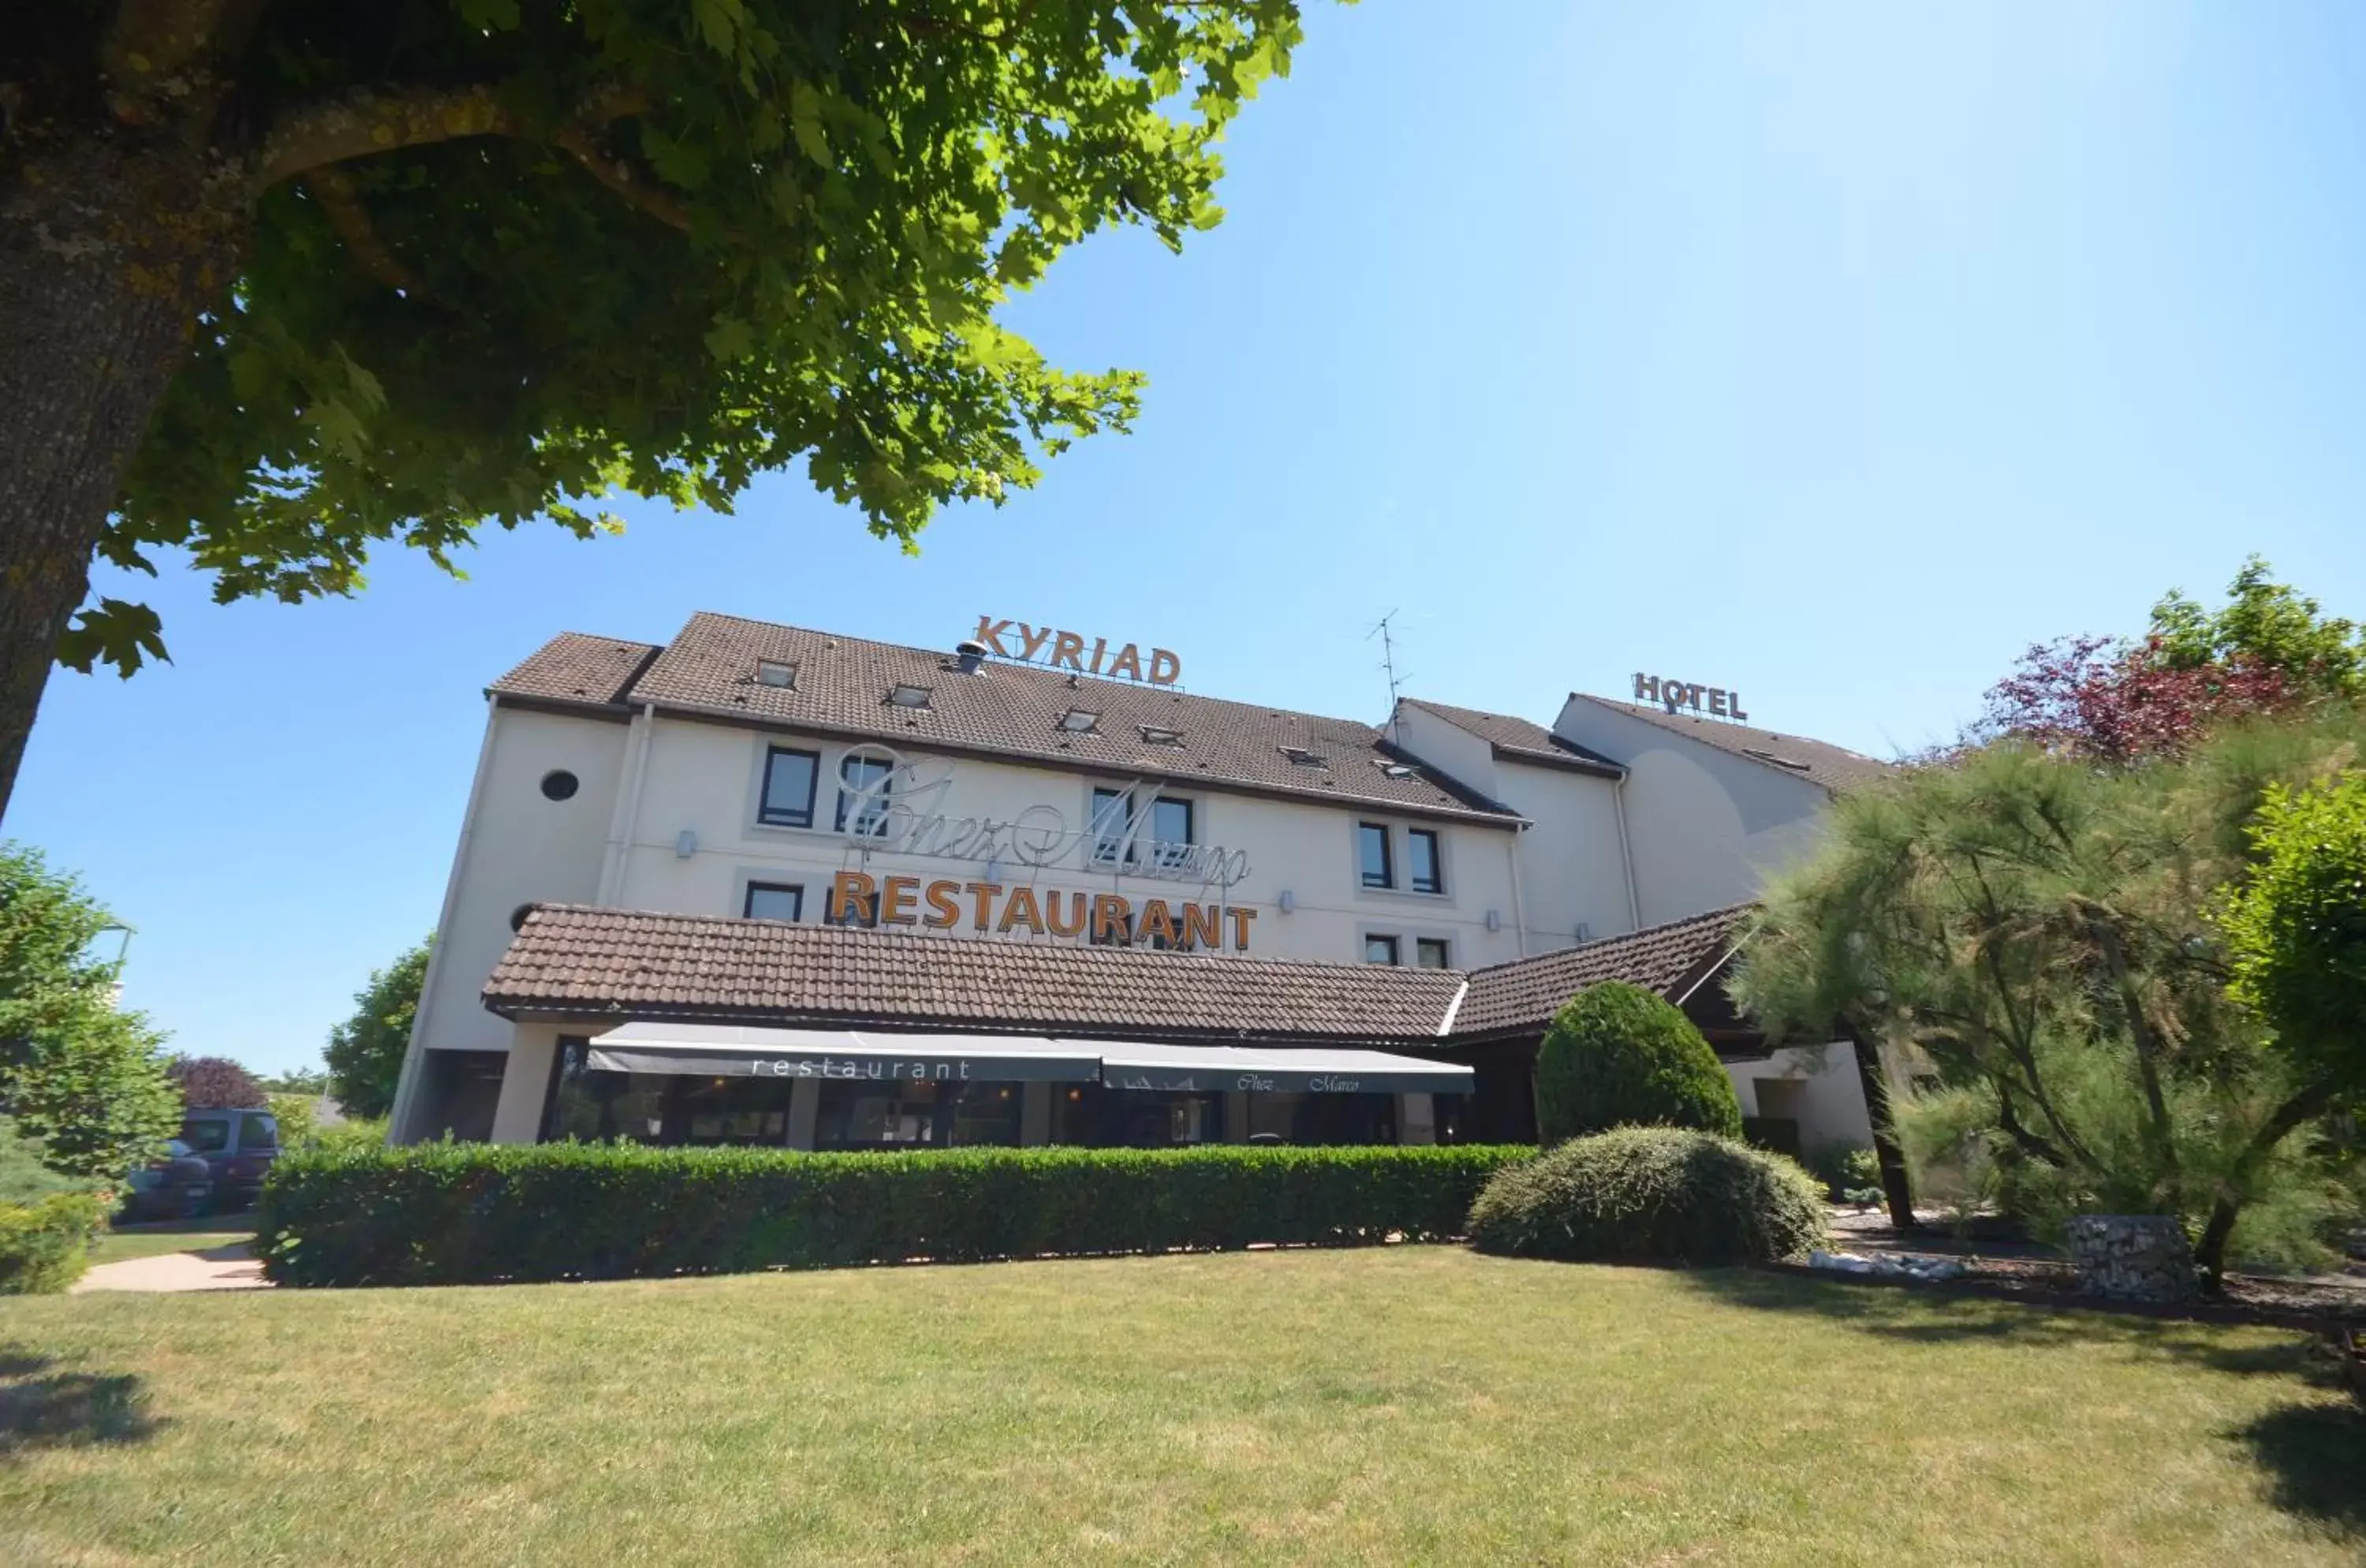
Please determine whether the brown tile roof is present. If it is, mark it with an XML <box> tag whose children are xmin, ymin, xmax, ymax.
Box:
<box><xmin>1401</xmin><ymin>699</ymin><xmax>1625</xmax><ymax>776</ymax></box>
<box><xmin>495</xmin><ymin>614</ymin><xmax>1518</xmax><ymax>825</ymax></box>
<box><xmin>489</xmin><ymin>633</ymin><xmax>662</xmax><ymax>709</ymax></box>
<box><xmin>1452</xmin><ymin>904</ymin><xmax>1752</xmax><ymax>1040</ymax></box>
<box><xmin>1567</xmin><ymin>695</ymin><xmax>1898</xmax><ymax>796</ymax></box>
<box><xmin>487</xmin><ymin>904</ymin><xmax>1468</xmax><ymax>1044</ymax></box>
<box><xmin>485</xmin><ymin>902</ymin><xmax>1753</xmax><ymax>1047</ymax></box>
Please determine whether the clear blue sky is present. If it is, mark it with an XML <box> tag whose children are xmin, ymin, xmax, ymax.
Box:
<box><xmin>11</xmin><ymin>1</ymin><xmax>2364</xmax><ymax>1075</ymax></box>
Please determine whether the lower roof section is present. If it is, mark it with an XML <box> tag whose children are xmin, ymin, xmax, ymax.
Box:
<box><xmin>487</xmin><ymin>902</ymin><xmax>1757</xmax><ymax>1050</ymax></box>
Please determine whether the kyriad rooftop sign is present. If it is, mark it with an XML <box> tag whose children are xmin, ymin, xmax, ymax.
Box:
<box><xmin>1633</xmin><ymin>673</ymin><xmax>1751</xmax><ymax>722</ymax></box>
<box><xmin>972</xmin><ymin>615</ymin><xmax>1181</xmax><ymax>686</ymax></box>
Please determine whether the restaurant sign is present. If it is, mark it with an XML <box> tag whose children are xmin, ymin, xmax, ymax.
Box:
<box><xmin>972</xmin><ymin>616</ymin><xmax>1181</xmax><ymax>686</ymax></box>
<box><xmin>829</xmin><ymin>872</ymin><xmax>1257</xmax><ymax>953</ymax></box>
<box><xmin>1633</xmin><ymin>672</ymin><xmax>1751</xmax><ymax>722</ymax></box>
<box><xmin>837</xmin><ymin>749</ymin><xmax>1253</xmax><ymax>891</ymax></box>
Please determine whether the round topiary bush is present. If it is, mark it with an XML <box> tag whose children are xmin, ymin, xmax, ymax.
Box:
<box><xmin>1532</xmin><ymin>980</ymin><xmax>1742</xmax><ymax>1144</ymax></box>
<box><xmin>1466</xmin><ymin>1126</ymin><xmax>1827</xmax><ymax>1264</ymax></box>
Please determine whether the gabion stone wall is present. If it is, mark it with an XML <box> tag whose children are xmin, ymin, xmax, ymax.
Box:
<box><xmin>2065</xmin><ymin>1215</ymin><xmax>2197</xmax><ymax>1303</ymax></box>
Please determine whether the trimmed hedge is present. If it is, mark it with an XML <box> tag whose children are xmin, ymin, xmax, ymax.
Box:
<box><xmin>0</xmin><ymin>1192</ymin><xmax>106</xmax><ymax>1294</ymax></box>
<box><xmin>1533</xmin><ymin>980</ymin><xmax>1744</xmax><ymax>1144</ymax></box>
<box><xmin>256</xmin><ymin>1141</ymin><xmax>1536</xmax><ymax>1288</ymax></box>
<box><xmin>1466</xmin><ymin>1126</ymin><xmax>1827</xmax><ymax>1264</ymax></box>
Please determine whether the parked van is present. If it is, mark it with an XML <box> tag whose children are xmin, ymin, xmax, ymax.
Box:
<box><xmin>177</xmin><ymin>1108</ymin><xmax>281</xmax><ymax>1211</ymax></box>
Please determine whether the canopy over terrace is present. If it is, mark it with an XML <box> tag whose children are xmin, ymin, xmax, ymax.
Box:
<box><xmin>585</xmin><ymin>1021</ymin><xmax>1474</xmax><ymax>1096</ymax></box>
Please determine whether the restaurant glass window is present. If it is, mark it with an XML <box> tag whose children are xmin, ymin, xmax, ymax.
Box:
<box><xmin>1358</xmin><ymin>822</ymin><xmax>1394</xmax><ymax>889</ymax></box>
<box><xmin>1051</xmin><ymin>1084</ymin><xmax>1225</xmax><ymax>1148</ymax></box>
<box><xmin>1364</xmin><ymin>934</ymin><xmax>1400</xmax><ymax>965</ymax></box>
<box><xmin>1247</xmin><ymin>1091</ymin><xmax>1398</xmax><ymax>1146</ymax></box>
<box><xmin>1408</xmin><ymin>829</ymin><xmax>1443</xmax><ymax>894</ymax></box>
<box><xmin>743</xmin><ymin>881</ymin><xmax>804</xmax><ymax>921</ymax></box>
<box><xmin>759</xmin><ymin>746</ymin><xmax>819</xmax><ymax>827</ymax></box>
<box><xmin>813</xmin><ymin>1077</ymin><xmax>1021</xmax><ymax>1149</ymax></box>
<box><xmin>1415</xmin><ymin>937</ymin><xmax>1452</xmax><ymax>969</ymax></box>
<box><xmin>835</xmin><ymin>754</ymin><xmax>894</xmax><ymax>836</ymax></box>
<box><xmin>542</xmin><ymin>1043</ymin><xmax>794</xmax><ymax>1146</ymax></box>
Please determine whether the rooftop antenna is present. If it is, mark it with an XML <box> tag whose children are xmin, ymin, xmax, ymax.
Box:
<box><xmin>1368</xmin><ymin>609</ymin><xmax>1411</xmax><ymax>737</ymax></box>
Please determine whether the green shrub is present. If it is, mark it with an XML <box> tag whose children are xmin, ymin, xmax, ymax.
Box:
<box><xmin>256</xmin><ymin>1141</ymin><xmax>1536</xmax><ymax>1288</ymax></box>
<box><xmin>1533</xmin><ymin>981</ymin><xmax>1743</xmax><ymax>1144</ymax></box>
<box><xmin>1466</xmin><ymin>1126</ymin><xmax>1827</xmax><ymax>1264</ymax></box>
<box><xmin>0</xmin><ymin>1190</ymin><xmax>106</xmax><ymax>1294</ymax></box>
<box><xmin>1804</xmin><ymin>1142</ymin><xmax>1884</xmax><ymax>1206</ymax></box>
<box><xmin>0</xmin><ymin>1114</ymin><xmax>87</xmax><ymax>1204</ymax></box>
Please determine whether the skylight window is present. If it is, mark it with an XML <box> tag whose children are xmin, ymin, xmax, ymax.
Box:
<box><xmin>755</xmin><ymin>660</ymin><xmax>797</xmax><ymax>689</ymax></box>
<box><xmin>1138</xmin><ymin>725</ymin><xmax>1185</xmax><ymax>747</ymax></box>
<box><xmin>1377</xmin><ymin>760</ymin><xmax>1420</xmax><ymax>780</ymax></box>
<box><xmin>1742</xmin><ymin>748</ymin><xmax>1812</xmax><ymax>772</ymax></box>
<box><xmin>886</xmin><ymin>684</ymin><xmax>933</xmax><ymax>710</ymax></box>
<box><xmin>1058</xmin><ymin>708</ymin><xmax>1101</xmax><ymax>734</ymax></box>
<box><xmin>1281</xmin><ymin>745</ymin><xmax>1327</xmax><ymax>767</ymax></box>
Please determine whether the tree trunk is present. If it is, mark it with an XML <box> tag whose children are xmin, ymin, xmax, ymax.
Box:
<box><xmin>1847</xmin><ymin>1028</ymin><xmax>1917</xmax><ymax>1230</ymax></box>
<box><xmin>2192</xmin><ymin>1080</ymin><xmax>2337</xmax><ymax>1289</ymax></box>
<box><xmin>0</xmin><ymin>129</ymin><xmax>241</xmax><ymax>821</ymax></box>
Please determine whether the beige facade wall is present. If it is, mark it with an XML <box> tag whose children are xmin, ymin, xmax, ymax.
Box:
<box><xmin>1549</xmin><ymin>699</ymin><xmax>1831</xmax><ymax>927</ymax></box>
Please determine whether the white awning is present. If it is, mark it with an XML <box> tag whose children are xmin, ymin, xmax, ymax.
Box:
<box><xmin>585</xmin><ymin>1021</ymin><xmax>1100</xmax><ymax>1083</ymax></box>
<box><xmin>1095</xmin><ymin>1041</ymin><xmax>1473</xmax><ymax>1096</ymax></box>
<box><xmin>585</xmin><ymin>1021</ymin><xmax>1472</xmax><ymax>1096</ymax></box>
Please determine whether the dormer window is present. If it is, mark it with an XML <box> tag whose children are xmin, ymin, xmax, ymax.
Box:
<box><xmin>755</xmin><ymin>660</ymin><xmax>797</xmax><ymax>689</ymax></box>
<box><xmin>1139</xmin><ymin>725</ymin><xmax>1184</xmax><ymax>748</ymax></box>
<box><xmin>886</xmin><ymin>684</ymin><xmax>933</xmax><ymax>710</ymax></box>
<box><xmin>1058</xmin><ymin>708</ymin><xmax>1100</xmax><ymax>734</ymax></box>
<box><xmin>1281</xmin><ymin>745</ymin><xmax>1326</xmax><ymax>767</ymax></box>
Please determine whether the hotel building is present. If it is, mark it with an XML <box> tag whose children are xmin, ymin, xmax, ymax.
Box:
<box><xmin>390</xmin><ymin>614</ymin><xmax>1893</xmax><ymax>1157</ymax></box>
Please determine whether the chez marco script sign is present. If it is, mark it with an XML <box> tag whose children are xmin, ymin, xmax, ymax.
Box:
<box><xmin>833</xmin><ymin>749</ymin><xmax>1252</xmax><ymax>891</ymax></box>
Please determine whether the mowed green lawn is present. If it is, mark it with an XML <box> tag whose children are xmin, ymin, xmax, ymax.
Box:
<box><xmin>4</xmin><ymin>1249</ymin><xmax>2360</xmax><ymax>1566</ymax></box>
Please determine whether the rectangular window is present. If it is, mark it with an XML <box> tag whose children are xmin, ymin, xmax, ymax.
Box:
<box><xmin>834</xmin><ymin>755</ymin><xmax>894</xmax><ymax>836</ymax></box>
<box><xmin>759</xmin><ymin>746</ymin><xmax>819</xmax><ymax>827</ymax></box>
<box><xmin>1092</xmin><ymin>787</ymin><xmax>1194</xmax><ymax>868</ymax></box>
<box><xmin>1358</xmin><ymin>822</ymin><xmax>1394</xmax><ymax>889</ymax></box>
<box><xmin>1364</xmin><ymin>934</ymin><xmax>1401</xmax><ymax>966</ymax></box>
<box><xmin>1409</xmin><ymin>829</ymin><xmax>1443</xmax><ymax>894</ymax></box>
<box><xmin>1415</xmin><ymin>937</ymin><xmax>1452</xmax><ymax>969</ymax></box>
<box><xmin>742</xmin><ymin>882</ymin><xmax>804</xmax><ymax>922</ymax></box>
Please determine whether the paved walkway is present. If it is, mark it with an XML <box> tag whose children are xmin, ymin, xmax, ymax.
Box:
<box><xmin>73</xmin><ymin>1244</ymin><xmax>270</xmax><ymax>1294</ymax></box>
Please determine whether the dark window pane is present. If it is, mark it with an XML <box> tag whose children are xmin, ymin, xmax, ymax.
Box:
<box><xmin>1415</xmin><ymin>938</ymin><xmax>1451</xmax><ymax>969</ymax></box>
<box><xmin>744</xmin><ymin>883</ymin><xmax>803</xmax><ymax>921</ymax></box>
<box><xmin>180</xmin><ymin>1116</ymin><xmax>230</xmax><ymax>1152</ymax></box>
<box><xmin>1358</xmin><ymin>823</ymin><xmax>1394</xmax><ymax>888</ymax></box>
<box><xmin>836</xmin><ymin>756</ymin><xmax>894</xmax><ymax>835</ymax></box>
<box><xmin>1409</xmin><ymin>830</ymin><xmax>1442</xmax><ymax>894</ymax></box>
<box><xmin>1364</xmin><ymin>934</ymin><xmax>1400</xmax><ymax>965</ymax></box>
<box><xmin>237</xmin><ymin>1113</ymin><xmax>278</xmax><ymax>1149</ymax></box>
<box><xmin>1092</xmin><ymin>787</ymin><xmax>1129</xmax><ymax>864</ymax></box>
<box><xmin>759</xmin><ymin>748</ymin><xmax>818</xmax><ymax>827</ymax></box>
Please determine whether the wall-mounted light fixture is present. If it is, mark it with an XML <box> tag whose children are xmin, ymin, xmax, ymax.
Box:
<box><xmin>1277</xmin><ymin>890</ymin><xmax>1296</xmax><ymax>914</ymax></box>
<box><xmin>1483</xmin><ymin>909</ymin><xmax>1502</xmax><ymax>932</ymax></box>
<box><xmin>675</xmin><ymin>830</ymin><xmax>698</xmax><ymax>859</ymax></box>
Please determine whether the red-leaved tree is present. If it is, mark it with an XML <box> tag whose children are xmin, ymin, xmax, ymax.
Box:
<box><xmin>1977</xmin><ymin>559</ymin><xmax>2360</xmax><ymax>763</ymax></box>
<box><xmin>168</xmin><ymin>1056</ymin><xmax>265</xmax><ymax>1111</ymax></box>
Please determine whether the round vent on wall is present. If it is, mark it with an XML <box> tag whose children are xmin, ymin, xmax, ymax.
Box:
<box><xmin>540</xmin><ymin>769</ymin><xmax>580</xmax><ymax>801</ymax></box>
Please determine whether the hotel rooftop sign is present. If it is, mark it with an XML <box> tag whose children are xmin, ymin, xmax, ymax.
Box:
<box><xmin>1633</xmin><ymin>673</ymin><xmax>1750</xmax><ymax>722</ymax></box>
<box><xmin>972</xmin><ymin>616</ymin><xmax>1181</xmax><ymax>686</ymax></box>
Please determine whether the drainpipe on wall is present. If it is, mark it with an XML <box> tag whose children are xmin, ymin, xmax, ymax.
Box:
<box><xmin>596</xmin><ymin>702</ymin><xmax>659</xmax><ymax>906</ymax></box>
<box><xmin>387</xmin><ymin>700</ymin><xmax>506</xmax><ymax>1145</ymax></box>
<box><xmin>1506</xmin><ymin>824</ymin><xmax>1530</xmax><ymax>959</ymax></box>
<box><xmin>1610</xmin><ymin>771</ymin><xmax>1643</xmax><ymax>932</ymax></box>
